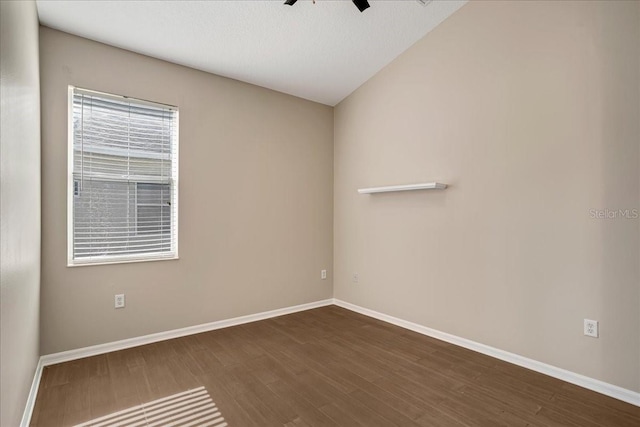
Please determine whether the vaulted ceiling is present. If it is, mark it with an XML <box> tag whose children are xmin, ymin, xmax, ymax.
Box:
<box><xmin>36</xmin><ymin>0</ymin><xmax>466</xmax><ymax>105</ymax></box>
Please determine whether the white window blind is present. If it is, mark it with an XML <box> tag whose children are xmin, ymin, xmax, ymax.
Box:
<box><xmin>69</xmin><ymin>87</ymin><xmax>178</xmax><ymax>265</ymax></box>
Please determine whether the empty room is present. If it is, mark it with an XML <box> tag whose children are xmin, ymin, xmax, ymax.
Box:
<box><xmin>1</xmin><ymin>0</ymin><xmax>639</xmax><ymax>426</ymax></box>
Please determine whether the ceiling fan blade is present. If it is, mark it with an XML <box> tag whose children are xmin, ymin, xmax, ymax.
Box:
<box><xmin>352</xmin><ymin>0</ymin><xmax>370</xmax><ymax>12</ymax></box>
<box><xmin>284</xmin><ymin>0</ymin><xmax>369</xmax><ymax>13</ymax></box>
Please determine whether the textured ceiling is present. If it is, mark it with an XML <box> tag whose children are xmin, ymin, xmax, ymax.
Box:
<box><xmin>36</xmin><ymin>0</ymin><xmax>466</xmax><ymax>106</ymax></box>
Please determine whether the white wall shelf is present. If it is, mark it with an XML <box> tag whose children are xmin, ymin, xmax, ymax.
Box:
<box><xmin>357</xmin><ymin>182</ymin><xmax>447</xmax><ymax>194</ymax></box>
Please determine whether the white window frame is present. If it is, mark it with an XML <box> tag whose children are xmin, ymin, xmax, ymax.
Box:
<box><xmin>67</xmin><ymin>86</ymin><xmax>179</xmax><ymax>266</ymax></box>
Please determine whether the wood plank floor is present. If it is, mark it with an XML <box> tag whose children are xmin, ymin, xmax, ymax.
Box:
<box><xmin>31</xmin><ymin>306</ymin><xmax>640</xmax><ymax>426</ymax></box>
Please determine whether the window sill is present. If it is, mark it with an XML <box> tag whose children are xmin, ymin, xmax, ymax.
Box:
<box><xmin>67</xmin><ymin>254</ymin><xmax>179</xmax><ymax>268</ymax></box>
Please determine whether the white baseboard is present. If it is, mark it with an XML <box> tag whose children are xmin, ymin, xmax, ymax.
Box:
<box><xmin>41</xmin><ymin>299</ymin><xmax>333</xmax><ymax>366</ymax></box>
<box><xmin>333</xmin><ymin>298</ymin><xmax>640</xmax><ymax>407</ymax></box>
<box><xmin>20</xmin><ymin>357</ymin><xmax>43</xmax><ymax>427</ymax></box>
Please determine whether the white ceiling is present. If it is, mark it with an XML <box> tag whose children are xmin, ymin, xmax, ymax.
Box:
<box><xmin>36</xmin><ymin>0</ymin><xmax>466</xmax><ymax>106</ymax></box>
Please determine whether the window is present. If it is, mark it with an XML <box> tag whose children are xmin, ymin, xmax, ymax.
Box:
<box><xmin>68</xmin><ymin>87</ymin><xmax>178</xmax><ymax>265</ymax></box>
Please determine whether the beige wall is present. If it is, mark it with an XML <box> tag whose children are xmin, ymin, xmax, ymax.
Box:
<box><xmin>0</xmin><ymin>1</ymin><xmax>42</xmax><ymax>425</ymax></box>
<box><xmin>334</xmin><ymin>0</ymin><xmax>640</xmax><ymax>392</ymax></box>
<box><xmin>40</xmin><ymin>27</ymin><xmax>334</xmax><ymax>354</ymax></box>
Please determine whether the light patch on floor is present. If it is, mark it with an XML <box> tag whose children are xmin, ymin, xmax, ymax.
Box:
<box><xmin>73</xmin><ymin>386</ymin><xmax>227</xmax><ymax>427</ymax></box>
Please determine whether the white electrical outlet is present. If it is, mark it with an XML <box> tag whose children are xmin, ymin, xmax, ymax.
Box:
<box><xmin>321</xmin><ymin>270</ymin><xmax>327</xmax><ymax>280</ymax></box>
<box><xmin>584</xmin><ymin>319</ymin><xmax>598</xmax><ymax>338</ymax></box>
<box><xmin>115</xmin><ymin>294</ymin><xmax>125</xmax><ymax>309</ymax></box>
<box><xmin>353</xmin><ymin>273</ymin><xmax>359</xmax><ymax>283</ymax></box>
